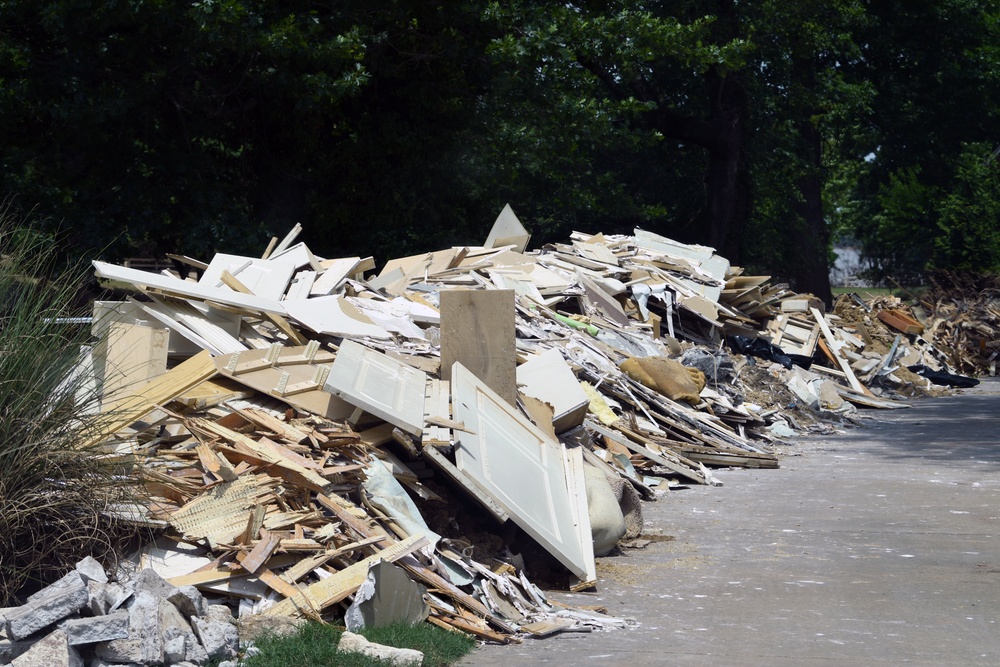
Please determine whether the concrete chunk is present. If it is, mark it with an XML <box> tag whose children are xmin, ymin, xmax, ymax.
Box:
<box><xmin>10</xmin><ymin>629</ymin><xmax>82</xmax><ymax>667</ymax></box>
<box><xmin>192</xmin><ymin>616</ymin><xmax>238</xmax><ymax>661</ymax></box>
<box><xmin>94</xmin><ymin>591</ymin><xmax>161</xmax><ymax>665</ymax></box>
<box><xmin>166</xmin><ymin>585</ymin><xmax>207</xmax><ymax>620</ymax></box>
<box><xmin>59</xmin><ymin>609</ymin><xmax>129</xmax><ymax>645</ymax></box>
<box><xmin>130</xmin><ymin>568</ymin><xmax>177</xmax><ymax>600</ymax></box>
<box><xmin>74</xmin><ymin>556</ymin><xmax>109</xmax><ymax>585</ymax></box>
<box><xmin>6</xmin><ymin>581</ymin><xmax>88</xmax><ymax>641</ymax></box>
<box><xmin>338</xmin><ymin>631</ymin><xmax>423</xmax><ymax>667</ymax></box>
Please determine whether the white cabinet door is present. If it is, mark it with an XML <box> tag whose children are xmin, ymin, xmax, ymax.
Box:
<box><xmin>324</xmin><ymin>340</ymin><xmax>426</xmax><ymax>436</ymax></box>
<box><xmin>452</xmin><ymin>362</ymin><xmax>595</xmax><ymax>583</ymax></box>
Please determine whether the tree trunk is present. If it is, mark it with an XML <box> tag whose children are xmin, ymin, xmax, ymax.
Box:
<box><xmin>790</xmin><ymin>61</ymin><xmax>833</xmax><ymax>305</ymax></box>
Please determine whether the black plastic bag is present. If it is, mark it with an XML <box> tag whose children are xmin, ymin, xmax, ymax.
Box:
<box><xmin>726</xmin><ymin>335</ymin><xmax>812</xmax><ymax>370</ymax></box>
<box><xmin>907</xmin><ymin>364</ymin><xmax>980</xmax><ymax>388</ymax></box>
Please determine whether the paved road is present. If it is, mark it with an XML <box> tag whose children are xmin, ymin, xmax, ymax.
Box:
<box><xmin>459</xmin><ymin>379</ymin><xmax>1000</xmax><ymax>666</ymax></box>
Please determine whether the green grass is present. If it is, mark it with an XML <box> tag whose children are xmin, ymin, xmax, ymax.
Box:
<box><xmin>243</xmin><ymin>621</ymin><xmax>476</xmax><ymax>667</ymax></box>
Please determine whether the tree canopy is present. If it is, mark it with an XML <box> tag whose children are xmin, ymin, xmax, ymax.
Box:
<box><xmin>1</xmin><ymin>0</ymin><xmax>998</xmax><ymax>293</ymax></box>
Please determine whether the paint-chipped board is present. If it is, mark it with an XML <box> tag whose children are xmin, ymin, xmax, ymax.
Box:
<box><xmin>451</xmin><ymin>362</ymin><xmax>596</xmax><ymax>583</ymax></box>
<box><xmin>440</xmin><ymin>289</ymin><xmax>516</xmax><ymax>406</ymax></box>
<box><xmin>324</xmin><ymin>340</ymin><xmax>428</xmax><ymax>437</ymax></box>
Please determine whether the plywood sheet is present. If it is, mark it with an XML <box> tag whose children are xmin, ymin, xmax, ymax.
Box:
<box><xmin>451</xmin><ymin>363</ymin><xmax>595</xmax><ymax>582</ymax></box>
<box><xmin>324</xmin><ymin>340</ymin><xmax>427</xmax><ymax>436</ymax></box>
<box><xmin>440</xmin><ymin>289</ymin><xmax>516</xmax><ymax>406</ymax></box>
<box><xmin>101</xmin><ymin>321</ymin><xmax>169</xmax><ymax>404</ymax></box>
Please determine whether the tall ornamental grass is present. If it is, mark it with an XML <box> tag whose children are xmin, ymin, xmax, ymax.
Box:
<box><xmin>0</xmin><ymin>207</ymin><xmax>140</xmax><ymax>602</ymax></box>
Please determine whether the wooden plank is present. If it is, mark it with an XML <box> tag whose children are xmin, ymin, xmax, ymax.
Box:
<box><xmin>877</xmin><ymin>309</ymin><xmax>924</xmax><ymax>335</ymax></box>
<box><xmin>811</xmin><ymin>307</ymin><xmax>867</xmax><ymax>394</ymax></box>
<box><xmin>440</xmin><ymin>289</ymin><xmax>516</xmax><ymax>406</ymax></box>
<box><xmin>89</xmin><ymin>350</ymin><xmax>218</xmax><ymax>446</ymax></box>
<box><xmin>262</xmin><ymin>534</ymin><xmax>428</xmax><ymax>617</ymax></box>
<box><xmin>238</xmin><ymin>529</ymin><xmax>282</xmax><ymax>574</ymax></box>
<box><xmin>586</xmin><ymin>420</ymin><xmax>707</xmax><ymax>485</ymax></box>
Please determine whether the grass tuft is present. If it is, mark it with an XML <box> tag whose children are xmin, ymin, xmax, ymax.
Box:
<box><xmin>0</xmin><ymin>205</ymin><xmax>142</xmax><ymax>602</ymax></box>
<box><xmin>244</xmin><ymin>621</ymin><xmax>476</xmax><ymax>667</ymax></box>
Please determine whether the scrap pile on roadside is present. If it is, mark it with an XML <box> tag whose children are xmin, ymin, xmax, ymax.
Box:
<box><xmin>52</xmin><ymin>206</ymin><xmax>980</xmax><ymax>660</ymax></box>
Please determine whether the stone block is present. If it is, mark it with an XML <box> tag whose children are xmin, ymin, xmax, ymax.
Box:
<box><xmin>338</xmin><ymin>631</ymin><xmax>423</xmax><ymax>667</ymax></box>
<box><xmin>59</xmin><ymin>609</ymin><xmax>129</xmax><ymax>645</ymax></box>
<box><xmin>6</xmin><ymin>581</ymin><xmax>88</xmax><ymax>641</ymax></box>
<box><xmin>25</xmin><ymin>572</ymin><xmax>84</xmax><ymax>604</ymax></box>
<box><xmin>10</xmin><ymin>629</ymin><xmax>82</xmax><ymax>667</ymax></box>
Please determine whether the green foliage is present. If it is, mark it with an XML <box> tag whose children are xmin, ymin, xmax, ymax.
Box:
<box><xmin>243</xmin><ymin>621</ymin><xmax>475</xmax><ymax>667</ymax></box>
<box><xmin>932</xmin><ymin>143</ymin><xmax>1000</xmax><ymax>272</ymax></box>
<box><xmin>0</xmin><ymin>205</ymin><xmax>140</xmax><ymax>603</ymax></box>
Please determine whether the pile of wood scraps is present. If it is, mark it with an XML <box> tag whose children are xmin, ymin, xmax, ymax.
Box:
<box><xmin>79</xmin><ymin>206</ymin><xmax>978</xmax><ymax>646</ymax></box>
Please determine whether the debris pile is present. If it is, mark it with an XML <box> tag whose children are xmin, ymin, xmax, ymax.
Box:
<box><xmin>22</xmin><ymin>206</ymin><xmax>984</xmax><ymax>664</ymax></box>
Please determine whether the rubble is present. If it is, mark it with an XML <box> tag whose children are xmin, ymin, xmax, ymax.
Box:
<box><xmin>13</xmin><ymin>206</ymin><xmax>985</xmax><ymax>664</ymax></box>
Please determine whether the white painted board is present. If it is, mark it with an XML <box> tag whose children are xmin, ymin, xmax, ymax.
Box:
<box><xmin>324</xmin><ymin>340</ymin><xmax>427</xmax><ymax>436</ymax></box>
<box><xmin>516</xmin><ymin>348</ymin><xmax>589</xmax><ymax>433</ymax></box>
<box><xmin>200</xmin><ymin>253</ymin><xmax>297</xmax><ymax>301</ymax></box>
<box><xmin>452</xmin><ymin>362</ymin><xmax>595</xmax><ymax>582</ymax></box>
<box><xmin>285</xmin><ymin>296</ymin><xmax>391</xmax><ymax>339</ymax></box>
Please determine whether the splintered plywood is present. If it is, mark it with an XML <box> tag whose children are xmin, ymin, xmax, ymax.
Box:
<box><xmin>88</xmin><ymin>350</ymin><xmax>218</xmax><ymax>446</ymax></box>
<box><xmin>440</xmin><ymin>289</ymin><xmax>516</xmax><ymax>406</ymax></box>
<box><xmin>451</xmin><ymin>363</ymin><xmax>595</xmax><ymax>583</ymax></box>
<box><xmin>262</xmin><ymin>534</ymin><xmax>428</xmax><ymax>617</ymax></box>
<box><xmin>168</xmin><ymin>475</ymin><xmax>279</xmax><ymax>545</ymax></box>
<box><xmin>324</xmin><ymin>340</ymin><xmax>427</xmax><ymax>436</ymax></box>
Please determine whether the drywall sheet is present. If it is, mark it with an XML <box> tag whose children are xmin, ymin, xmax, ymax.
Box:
<box><xmin>515</xmin><ymin>348</ymin><xmax>589</xmax><ymax>434</ymax></box>
<box><xmin>452</xmin><ymin>363</ymin><xmax>595</xmax><ymax>582</ymax></box>
<box><xmin>324</xmin><ymin>340</ymin><xmax>427</xmax><ymax>436</ymax></box>
<box><xmin>285</xmin><ymin>296</ymin><xmax>391</xmax><ymax>340</ymax></box>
